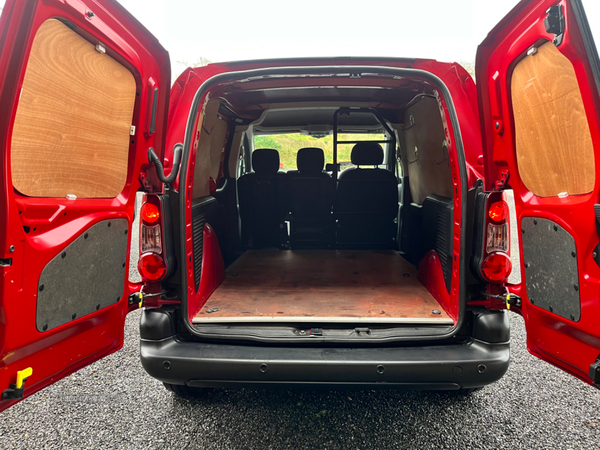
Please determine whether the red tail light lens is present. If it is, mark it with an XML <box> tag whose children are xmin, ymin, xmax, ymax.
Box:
<box><xmin>138</xmin><ymin>253</ymin><xmax>166</xmax><ymax>281</ymax></box>
<box><xmin>482</xmin><ymin>253</ymin><xmax>512</xmax><ymax>282</ymax></box>
<box><xmin>488</xmin><ymin>201</ymin><xmax>508</xmax><ymax>222</ymax></box>
<box><xmin>141</xmin><ymin>203</ymin><xmax>160</xmax><ymax>224</ymax></box>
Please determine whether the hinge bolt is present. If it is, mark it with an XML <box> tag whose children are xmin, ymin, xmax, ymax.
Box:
<box><xmin>9</xmin><ymin>245</ymin><xmax>14</xmax><ymax>252</ymax></box>
<box><xmin>87</xmin><ymin>11</ymin><xmax>95</xmax><ymax>18</ymax></box>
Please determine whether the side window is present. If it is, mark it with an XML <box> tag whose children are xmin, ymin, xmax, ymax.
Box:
<box><xmin>11</xmin><ymin>19</ymin><xmax>136</xmax><ymax>198</ymax></box>
<box><xmin>511</xmin><ymin>40</ymin><xmax>595</xmax><ymax>197</ymax></box>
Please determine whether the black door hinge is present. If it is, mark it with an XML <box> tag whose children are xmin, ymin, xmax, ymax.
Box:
<box><xmin>589</xmin><ymin>356</ymin><xmax>600</xmax><ymax>387</ymax></box>
<box><xmin>544</xmin><ymin>5</ymin><xmax>565</xmax><ymax>46</ymax></box>
<box><xmin>592</xmin><ymin>205</ymin><xmax>600</xmax><ymax>269</ymax></box>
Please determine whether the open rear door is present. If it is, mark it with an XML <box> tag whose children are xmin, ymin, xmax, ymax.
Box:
<box><xmin>477</xmin><ymin>0</ymin><xmax>600</xmax><ymax>385</ymax></box>
<box><xmin>0</xmin><ymin>0</ymin><xmax>170</xmax><ymax>411</ymax></box>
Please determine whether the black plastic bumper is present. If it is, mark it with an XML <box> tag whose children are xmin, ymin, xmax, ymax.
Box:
<box><xmin>140</xmin><ymin>336</ymin><xmax>510</xmax><ymax>390</ymax></box>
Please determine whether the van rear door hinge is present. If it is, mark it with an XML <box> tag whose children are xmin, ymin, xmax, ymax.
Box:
<box><xmin>545</xmin><ymin>5</ymin><xmax>565</xmax><ymax>46</ymax></box>
<box><xmin>589</xmin><ymin>355</ymin><xmax>600</xmax><ymax>387</ymax></box>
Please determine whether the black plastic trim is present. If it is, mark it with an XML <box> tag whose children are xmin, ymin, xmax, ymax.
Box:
<box><xmin>178</xmin><ymin>65</ymin><xmax>469</xmax><ymax>344</ymax></box>
<box><xmin>149</xmin><ymin>87</ymin><xmax>158</xmax><ymax>135</ymax></box>
<box><xmin>140</xmin><ymin>336</ymin><xmax>509</xmax><ymax>390</ymax></box>
<box><xmin>140</xmin><ymin>308</ymin><xmax>175</xmax><ymax>341</ymax></box>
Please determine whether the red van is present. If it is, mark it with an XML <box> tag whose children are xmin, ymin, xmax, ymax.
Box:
<box><xmin>1</xmin><ymin>0</ymin><xmax>600</xmax><ymax>409</ymax></box>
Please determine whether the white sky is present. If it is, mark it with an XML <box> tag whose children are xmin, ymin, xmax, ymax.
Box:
<box><xmin>117</xmin><ymin>0</ymin><xmax>520</xmax><ymax>76</ymax></box>
<box><xmin>112</xmin><ymin>0</ymin><xmax>600</xmax><ymax>80</ymax></box>
<box><xmin>0</xmin><ymin>0</ymin><xmax>598</xmax><ymax>80</ymax></box>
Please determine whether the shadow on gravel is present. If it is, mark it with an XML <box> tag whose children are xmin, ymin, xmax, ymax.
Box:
<box><xmin>165</xmin><ymin>387</ymin><xmax>486</xmax><ymax>449</ymax></box>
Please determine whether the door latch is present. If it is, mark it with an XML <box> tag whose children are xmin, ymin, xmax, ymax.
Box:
<box><xmin>544</xmin><ymin>5</ymin><xmax>565</xmax><ymax>46</ymax></box>
<box><xmin>1</xmin><ymin>367</ymin><xmax>33</xmax><ymax>401</ymax></box>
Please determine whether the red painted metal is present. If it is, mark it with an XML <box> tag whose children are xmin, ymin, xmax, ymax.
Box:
<box><xmin>418</xmin><ymin>250</ymin><xmax>456</xmax><ymax>322</ymax></box>
<box><xmin>477</xmin><ymin>0</ymin><xmax>600</xmax><ymax>384</ymax></box>
<box><xmin>0</xmin><ymin>0</ymin><xmax>170</xmax><ymax>411</ymax></box>
<box><xmin>187</xmin><ymin>223</ymin><xmax>225</xmax><ymax>322</ymax></box>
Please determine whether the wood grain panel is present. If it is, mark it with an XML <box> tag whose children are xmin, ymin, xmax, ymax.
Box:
<box><xmin>192</xmin><ymin>99</ymin><xmax>229</xmax><ymax>198</ymax></box>
<box><xmin>193</xmin><ymin>250</ymin><xmax>452</xmax><ymax>324</ymax></box>
<box><xmin>404</xmin><ymin>97</ymin><xmax>453</xmax><ymax>205</ymax></box>
<box><xmin>11</xmin><ymin>19</ymin><xmax>136</xmax><ymax>198</ymax></box>
<box><xmin>511</xmin><ymin>41</ymin><xmax>595</xmax><ymax>197</ymax></box>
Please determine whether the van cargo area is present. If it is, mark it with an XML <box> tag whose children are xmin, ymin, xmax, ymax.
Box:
<box><xmin>192</xmin><ymin>249</ymin><xmax>453</xmax><ymax>324</ymax></box>
<box><xmin>178</xmin><ymin>67</ymin><xmax>466</xmax><ymax>339</ymax></box>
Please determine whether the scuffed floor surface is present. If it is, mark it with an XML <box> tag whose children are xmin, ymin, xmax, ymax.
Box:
<box><xmin>1</xmin><ymin>312</ymin><xmax>599</xmax><ymax>450</ymax></box>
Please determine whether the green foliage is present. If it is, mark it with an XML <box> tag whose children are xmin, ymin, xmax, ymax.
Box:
<box><xmin>254</xmin><ymin>133</ymin><xmax>384</xmax><ymax>170</ymax></box>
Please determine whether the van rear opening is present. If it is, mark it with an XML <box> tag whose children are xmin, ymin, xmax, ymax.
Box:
<box><xmin>192</xmin><ymin>249</ymin><xmax>452</xmax><ymax>325</ymax></box>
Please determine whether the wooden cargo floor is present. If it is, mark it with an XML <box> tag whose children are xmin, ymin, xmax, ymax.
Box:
<box><xmin>193</xmin><ymin>250</ymin><xmax>452</xmax><ymax>324</ymax></box>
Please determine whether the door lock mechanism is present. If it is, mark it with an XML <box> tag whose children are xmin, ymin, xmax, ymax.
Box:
<box><xmin>1</xmin><ymin>367</ymin><xmax>33</xmax><ymax>401</ymax></box>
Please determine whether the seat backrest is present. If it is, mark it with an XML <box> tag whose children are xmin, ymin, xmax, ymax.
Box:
<box><xmin>285</xmin><ymin>147</ymin><xmax>333</xmax><ymax>247</ymax></box>
<box><xmin>335</xmin><ymin>142</ymin><xmax>398</xmax><ymax>247</ymax></box>
<box><xmin>287</xmin><ymin>147</ymin><xmax>332</xmax><ymax>218</ymax></box>
<box><xmin>238</xmin><ymin>149</ymin><xmax>286</xmax><ymax>248</ymax></box>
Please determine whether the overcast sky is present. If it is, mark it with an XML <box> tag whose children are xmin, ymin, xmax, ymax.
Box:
<box><xmin>118</xmin><ymin>0</ymin><xmax>520</xmax><ymax>74</ymax></box>
<box><xmin>0</xmin><ymin>0</ymin><xmax>598</xmax><ymax>80</ymax></box>
<box><xmin>112</xmin><ymin>0</ymin><xmax>600</xmax><ymax>79</ymax></box>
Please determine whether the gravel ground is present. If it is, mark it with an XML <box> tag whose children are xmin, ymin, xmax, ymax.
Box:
<box><xmin>1</xmin><ymin>312</ymin><xmax>599</xmax><ymax>450</ymax></box>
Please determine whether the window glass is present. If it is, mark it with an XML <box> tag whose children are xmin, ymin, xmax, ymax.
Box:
<box><xmin>253</xmin><ymin>133</ymin><xmax>386</xmax><ymax>171</ymax></box>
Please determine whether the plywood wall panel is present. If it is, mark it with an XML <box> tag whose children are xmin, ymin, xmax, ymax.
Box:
<box><xmin>11</xmin><ymin>19</ymin><xmax>136</xmax><ymax>198</ymax></box>
<box><xmin>192</xmin><ymin>99</ymin><xmax>229</xmax><ymax>199</ymax></box>
<box><xmin>404</xmin><ymin>97</ymin><xmax>453</xmax><ymax>204</ymax></box>
<box><xmin>511</xmin><ymin>41</ymin><xmax>595</xmax><ymax>197</ymax></box>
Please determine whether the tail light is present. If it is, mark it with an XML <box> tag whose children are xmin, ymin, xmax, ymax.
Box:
<box><xmin>138</xmin><ymin>194</ymin><xmax>167</xmax><ymax>282</ymax></box>
<box><xmin>473</xmin><ymin>191</ymin><xmax>512</xmax><ymax>283</ymax></box>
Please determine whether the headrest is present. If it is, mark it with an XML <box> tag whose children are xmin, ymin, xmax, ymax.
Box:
<box><xmin>351</xmin><ymin>142</ymin><xmax>384</xmax><ymax>166</ymax></box>
<box><xmin>297</xmin><ymin>147</ymin><xmax>325</xmax><ymax>174</ymax></box>
<box><xmin>252</xmin><ymin>149</ymin><xmax>280</xmax><ymax>175</ymax></box>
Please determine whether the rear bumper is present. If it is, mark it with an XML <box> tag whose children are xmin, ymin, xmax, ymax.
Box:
<box><xmin>140</xmin><ymin>337</ymin><xmax>510</xmax><ymax>390</ymax></box>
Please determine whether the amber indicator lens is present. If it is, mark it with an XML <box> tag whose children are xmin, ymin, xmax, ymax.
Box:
<box><xmin>138</xmin><ymin>253</ymin><xmax>166</xmax><ymax>281</ymax></box>
<box><xmin>141</xmin><ymin>202</ymin><xmax>160</xmax><ymax>224</ymax></box>
<box><xmin>482</xmin><ymin>253</ymin><xmax>512</xmax><ymax>282</ymax></box>
<box><xmin>488</xmin><ymin>201</ymin><xmax>508</xmax><ymax>222</ymax></box>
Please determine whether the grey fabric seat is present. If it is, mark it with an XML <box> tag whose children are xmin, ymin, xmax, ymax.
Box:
<box><xmin>238</xmin><ymin>149</ymin><xmax>286</xmax><ymax>248</ymax></box>
<box><xmin>335</xmin><ymin>142</ymin><xmax>398</xmax><ymax>248</ymax></box>
<box><xmin>285</xmin><ymin>147</ymin><xmax>333</xmax><ymax>248</ymax></box>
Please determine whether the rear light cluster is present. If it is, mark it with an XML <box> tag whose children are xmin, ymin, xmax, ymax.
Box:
<box><xmin>138</xmin><ymin>195</ymin><xmax>167</xmax><ymax>282</ymax></box>
<box><xmin>480</xmin><ymin>193</ymin><xmax>512</xmax><ymax>283</ymax></box>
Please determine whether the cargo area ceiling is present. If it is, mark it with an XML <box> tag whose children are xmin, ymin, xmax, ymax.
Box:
<box><xmin>208</xmin><ymin>74</ymin><xmax>438</xmax><ymax>122</ymax></box>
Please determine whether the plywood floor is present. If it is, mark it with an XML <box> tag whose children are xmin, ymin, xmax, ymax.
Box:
<box><xmin>193</xmin><ymin>250</ymin><xmax>452</xmax><ymax>324</ymax></box>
